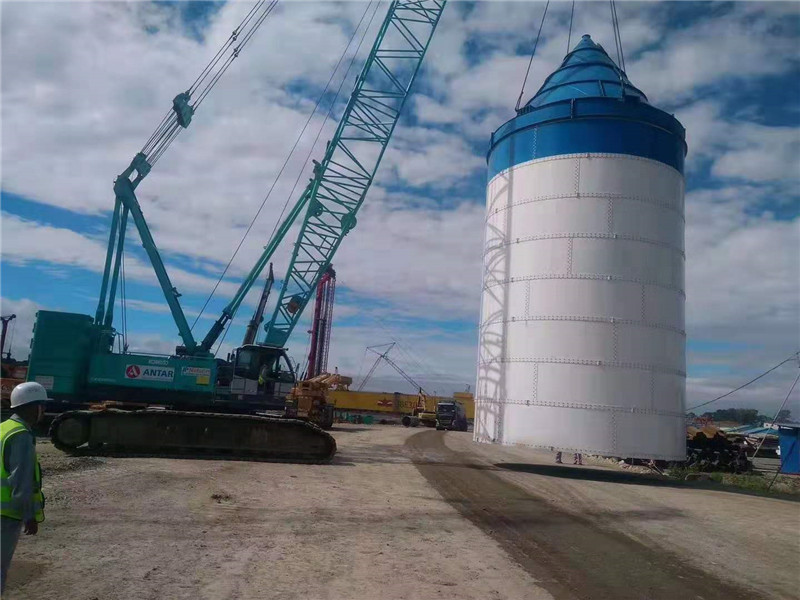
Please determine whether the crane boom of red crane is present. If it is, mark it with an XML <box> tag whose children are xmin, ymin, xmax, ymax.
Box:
<box><xmin>306</xmin><ymin>266</ymin><xmax>336</xmax><ymax>379</ymax></box>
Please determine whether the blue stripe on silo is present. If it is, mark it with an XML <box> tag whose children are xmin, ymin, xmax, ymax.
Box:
<box><xmin>487</xmin><ymin>98</ymin><xmax>687</xmax><ymax>181</ymax></box>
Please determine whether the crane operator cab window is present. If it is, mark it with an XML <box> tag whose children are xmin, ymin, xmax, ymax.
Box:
<box><xmin>231</xmin><ymin>346</ymin><xmax>295</xmax><ymax>402</ymax></box>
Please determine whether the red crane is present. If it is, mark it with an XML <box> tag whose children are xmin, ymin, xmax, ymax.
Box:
<box><xmin>306</xmin><ymin>266</ymin><xmax>336</xmax><ymax>379</ymax></box>
<box><xmin>1</xmin><ymin>314</ymin><xmax>16</xmax><ymax>361</ymax></box>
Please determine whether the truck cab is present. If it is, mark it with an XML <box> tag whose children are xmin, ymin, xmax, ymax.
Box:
<box><xmin>435</xmin><ymin>400</ymin><xmax>468</xmax><ymax>431</ymax></box>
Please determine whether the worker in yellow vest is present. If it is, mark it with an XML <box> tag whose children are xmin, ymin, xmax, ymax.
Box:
<box><xmin>1</xmin><ymin>382</ymin><xmax>47</xmax><ymax>592</ymax></box>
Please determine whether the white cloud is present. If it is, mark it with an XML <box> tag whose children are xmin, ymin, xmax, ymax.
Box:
<box><xmin>382</xmin><ymin>126</ymin><xmax>484</xmax><ymax>187</ymax></box>
<box><xmin>332</xmin><ymin>195</ymin><xmax>484</xmax><ymax>320</ymax></box>
<box><xmin>628</xmin><ymin>3</ymin><xmax>799</xmax><ymax>105</ymax></box>
<box><xmin>677</xmin><ymin>101</ymin><xmax>800</xmax><ymax>182</ymax></box>
<box><xmin>682</xmin><ymin>185</ymin><xmax>800</xmax><ymax>412</ymax></box>
<box><xmin>0</xmin><ymin>0</ymin><xmax>381</xmax><ymax>219</ymax></box>
<box><xmin>686</xmin><ymin>187</ymin><xmax>798</xmax><ymax>336</ymax></box>
<box><xmin>0</xmin><ymin>212</ymin><xmax>239</xmax><ymax>298</ymax></box>
<box><xmin>710</xmin><ymin>124</ymin><xmax>800</xmax><ymax>183</ymax></box>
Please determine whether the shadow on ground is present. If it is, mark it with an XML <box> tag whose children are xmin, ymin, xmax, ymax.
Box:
<box><xmin>497</xmin><ymin>462</ymin><xmax>800</xmax><ymax>501</ymax></box>
<box><xmin>327</xmin><ymin>426</ymin><xmax>374</xmax><ymax>433</ymax></box>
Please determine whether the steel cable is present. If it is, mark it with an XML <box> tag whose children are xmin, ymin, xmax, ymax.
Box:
<box><xmin>753</xmin><ymin>370</ymin><xmax>799</xmax><ymax>453</ymax></box>
<box><xmin>610</xmin><ymin>0</ymin><xmax>626</xmax><ymax>72</ymax></box>
<box><xmin>193</xmin><ymin>1</ymin><xmax>280</xmax><ymax>111</ymax></box>
<box><xmin>187</xmin><ymin>0</ymin><xmax>264</xmax><ymax>95</ymax></box>
<box><xmin>141</xmin><ymin>0</ymin><xmax>280</xmax><ymax>165</ymax></box>
<box><xmin>210</xmin><ymin>0</ymin><xmax>382</xmax><ymax>357</ymax></box>
<box><xmin>567</xmin><ymin>0</ymin><xmax>575</xmax><ymax>54</ymax></box>
<box><xmin>686</xmin><ymin>351</ymin><xmax>800</xmax><ymax>412</ymax></box>
<box><xmin>120</xmin><ymin>243</ymin><xmax>128</xmax><ymax>352</ymax></box>
<box><xmin>268</xmin><ymin>0</ymin><xmax>382</xmax><ymax>245</ymax></box>
<box><xmin>194</xmin><ymin>0</ymin><xmax>377</xmax><ymax>331</ymax></box>
<box><xmin>515</xmin><ymin>0</ymin><xmax>550</xmax><ymax>112</ymax></box>
<box><xmin>196</xmin><ymin>1</ymin><xmax>378</xmax><ymax>348</ymax></box>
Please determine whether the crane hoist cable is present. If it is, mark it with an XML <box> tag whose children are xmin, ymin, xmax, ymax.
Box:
<box><xmin>514</xmin><ymin>0</ymin><xmax>550</xmax><ymax>113</ymax></box>
<box><xmin>119</xmin><ymin>244</ymin><xmax>128</xmax><ymax>352</ymax></box>
<box><xmin>611</xmin><ymin>0</ymin><xmax>626</xmax><ymax>98</ymax></box>
<box><xmin>395</xmin><ymin>341</ymin><xmax>438</xmax><ymax>384</ymax></box>
<box><xmin>567</xmin><ymin>0</ymin><xmax>576</xmax><ymax>54</ymax></box>
<box><xmin>190</xmin><ymin>0</ymin><xmax>377</xmax><ymax>333</ymax></box>
<box><xmin>353</xmin><ymin>346</ymin><xmax>370</xmax><ymax>389</ymax></box>
<box><xmin>191</xmin><ymin>0</ymin><xmax>379</xmax><ymax>346</ymax></box>
<box><xmin>609</xmin><ymin>0</ymin><xmax>626</xmax><ymax>73</ymax></box>
<box><xmin>357</xmin><ymin>342</ymin><xmax>432</xmax><ymax>396</ymax></box>
<box><xmin>141</xmin><ymin>0</ymin><xmax>281</xmax><ymax>169</ymax></box>
<box><xmin>369</xmin><ymin>311</ymin><xmax>440</xmax><ymax>383</ymax></box>
<box><xmin>357</xmin><ymin>343</ymin><xmax>395</xmax><ymax>392</ymax></box>
<box><xmin>266</xmin><ymin>0</ymin><xmax>383</xmax><ymax>248</ymax></box>
<box><xmin>210</xmin><ymin>2</ymin><xmax>381</xmax><ymax>358</ymax></box>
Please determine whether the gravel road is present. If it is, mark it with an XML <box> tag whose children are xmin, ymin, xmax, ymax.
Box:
<box><xmin>4</xmin><ymin>425</ymin><xmax>797</xmax><ymax>600</ymax></box>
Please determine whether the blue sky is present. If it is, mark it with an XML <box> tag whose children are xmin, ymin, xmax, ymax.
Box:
<box><xmin>1</xmin><ymin>1</ymin><xmax>798</xmax><ymax>412</ymax></box>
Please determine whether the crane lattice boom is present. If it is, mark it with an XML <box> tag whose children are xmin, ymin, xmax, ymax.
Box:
<box><xmin>264</xmin><ymin>0</ymin><xmax>446</xmax><ymax>347</ymax></box>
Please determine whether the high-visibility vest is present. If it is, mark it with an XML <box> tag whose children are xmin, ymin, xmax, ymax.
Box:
<box><xmin>1</xmin><ymin>418</ymin><xmax>45</xmax><ymax>523</ymax></box>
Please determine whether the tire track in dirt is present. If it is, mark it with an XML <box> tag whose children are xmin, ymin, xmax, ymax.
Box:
<box><xmin>407</xmin><ymin>430</ymin><xmax>759</xmax><ymax>600</ymax></box>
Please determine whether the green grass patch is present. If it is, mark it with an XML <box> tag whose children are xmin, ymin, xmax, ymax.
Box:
<box><xmin>664</xmin><ymin>467</ymin><xmax>800</xmax><ymax>497</ymax></box>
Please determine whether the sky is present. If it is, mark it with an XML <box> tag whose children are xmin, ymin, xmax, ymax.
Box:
<box><xmin>1</xmin><ymin>1</ymin><xmax>798</xmax><ymax>414</ymax></box>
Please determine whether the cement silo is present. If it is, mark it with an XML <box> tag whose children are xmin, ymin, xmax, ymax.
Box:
<box><xmin>476</xmin><ymin>35</ymin><xmax>687</xmax><ymax>460</ymax></box>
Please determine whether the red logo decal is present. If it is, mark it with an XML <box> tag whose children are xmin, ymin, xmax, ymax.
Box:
<box><xmin>126</xmin><ymin>365</ymin><xmax>141</xmax><ymax>379</ymax></box>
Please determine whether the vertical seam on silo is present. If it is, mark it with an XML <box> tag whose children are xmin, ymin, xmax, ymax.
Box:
<box><xmin>525</xmin><ymin>280</ymin><xmax>530</xmax><ymax>316</ymax></box>
<box><xmin>612</xmin><ymin>321</ymin><xmax>618</xmax><ymax>362</ymax></box>
<box><xmin>650</xmin><ymin>370</ymin><xmax>656</xmax><ymax>411</ymax></box>
<box><xmin>607</xmin><ymin>198</ymin><xmax>614</xmax><ymax>233</ymax></box>
<box><xmin>530</xmin><ymin>363</ymin><xmax>538</xmax><ymax>407</ymax></box>
<box><xmin>611</xmin><ymin>410</ymin><xmax>618</xmax><ymax>455</ymax></box>
<box><xmin>574</xmin><ymin>157</ymin><xmax>581</xmax><ymax>197</ymax></box>
<box><xmin>567</xmin><ymin>238</ymin><xmax>573</xmax><ymax>274</ymax></box>
<box><xmin>641</xmin><ymin>284</ymin><xmax>647</xmax><ymax>321</ymax></box>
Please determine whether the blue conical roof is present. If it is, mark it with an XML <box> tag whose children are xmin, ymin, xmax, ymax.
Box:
<box><xmin>524</xmin><ymin>34</ymin><xmax>647</xmax><ymax>109</ymax></box>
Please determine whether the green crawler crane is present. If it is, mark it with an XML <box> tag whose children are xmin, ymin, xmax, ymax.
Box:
<box><xmin>27</xmin><ymin>0</ymin><xmax>447</xmax><ymax>461</ymax></box>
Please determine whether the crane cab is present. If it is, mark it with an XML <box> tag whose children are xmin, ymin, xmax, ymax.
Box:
<box><xmin>217</xmin><ymin>344</ymin><xmax>296</xmax><ymax>413</ymax></box>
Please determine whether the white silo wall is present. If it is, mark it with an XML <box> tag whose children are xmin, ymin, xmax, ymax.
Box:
<box><xmin>475</xmin><ymin>153</ymin><xmax>686</xmax><ymax>460</ymax></box>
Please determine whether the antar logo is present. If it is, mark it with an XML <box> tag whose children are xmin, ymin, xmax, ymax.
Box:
<box><xmin>125</xmin><ymin>364</ymin><xmax>174</xmax><ymax>381</ymax></box>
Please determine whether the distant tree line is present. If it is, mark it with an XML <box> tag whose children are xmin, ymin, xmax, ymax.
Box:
<box><xmin>686</xmin><ymin>408</ymin><xmax>793</xmax><ymax>425</ymax></box>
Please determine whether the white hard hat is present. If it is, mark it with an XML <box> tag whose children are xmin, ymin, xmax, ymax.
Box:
<box><xmin>10</xmin><ymin>382</ymin><xmax>49</xmax><ymax>409</ymax></box>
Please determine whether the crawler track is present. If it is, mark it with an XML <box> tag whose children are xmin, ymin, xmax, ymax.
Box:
<box><xmin>50</xmin><ymin>409</ymin><xmax>336</xmax><ymax>463</ymax></box>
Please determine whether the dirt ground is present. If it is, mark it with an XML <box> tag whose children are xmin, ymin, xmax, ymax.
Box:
<box><xmin>5</xmin><ymin>425</ymin><xmax>799</xmax><ymax>600</ymax></box>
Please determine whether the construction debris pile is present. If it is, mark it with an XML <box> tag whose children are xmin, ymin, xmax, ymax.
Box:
<box><xmin>684</xmin><ymin>425</ymin><xmax>751</xmax><ymax>473</ymax></box>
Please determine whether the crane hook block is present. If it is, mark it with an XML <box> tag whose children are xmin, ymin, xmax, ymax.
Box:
<box><xmin>172</xmin><ymin>91</ymin><xmax>194</xmax><ymax>128</ymax></box>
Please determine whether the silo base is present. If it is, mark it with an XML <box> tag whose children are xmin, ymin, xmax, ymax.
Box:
<box><xmin>473</xmin><ymin>403</ymin><xmax>687</xmax><ymax>461</ymax></box>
